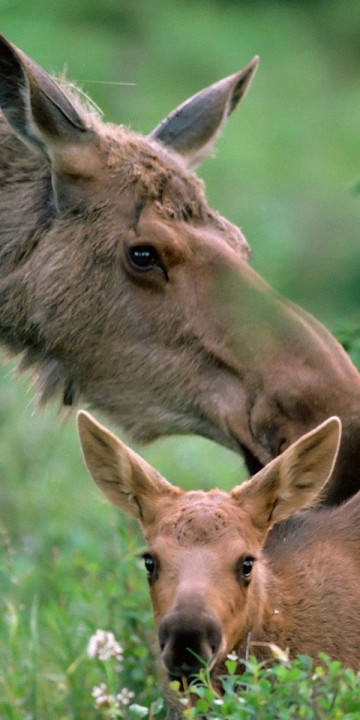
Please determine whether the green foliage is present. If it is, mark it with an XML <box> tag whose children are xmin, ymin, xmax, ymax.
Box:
<box><xmin>174</xmin><ymin>653</ymin><xmax>360</xmax><ymax>719</ymax></box>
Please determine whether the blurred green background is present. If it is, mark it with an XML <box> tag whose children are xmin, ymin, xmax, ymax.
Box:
<box><xmin>0</xmin><ymin>1</ymin><xmax>360</xmax><ymax>717</ymax></box>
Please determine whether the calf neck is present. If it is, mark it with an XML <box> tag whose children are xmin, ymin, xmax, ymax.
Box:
<box><xmin>1</xmin><ymin>35</ymin><xmax>360</xmax><ymax>502</ymax></box>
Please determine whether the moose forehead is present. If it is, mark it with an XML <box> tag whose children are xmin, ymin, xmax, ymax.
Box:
<box><xmin>152</xmin><ymin>491</ymin><xmax>253</xmax><ymax>546</ymax></box>
<box><xmin>103</xmin><ymin>130</ymin><xmax>203</xmax><ymax>205</ymax></box>
<box><xmin>90</xmin><ymin>126</ymin><xmax>176</xmax><ymax>201</ymax></box>
<box><xmin>99</xmin><ymin>128</ymin><xmax>247</xmax><ymax>255</ymax></box>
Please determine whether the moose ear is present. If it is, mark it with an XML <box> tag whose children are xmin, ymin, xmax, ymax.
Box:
<box><xmin>77</xmin><ymin>411</ymin><xmax>180</xmax><ymax>524</ymax></box>
<box><xmin>149</xmin><ymin>56</ymin><xmax>258</xmax><ymax>170</ymax></box>
<box><xmin>231</xmin><ymin>417</ymin><xmax>342</xmax><ymax>532</ymax></box>
<box><xmin>0</xmin><ymin>34</ymin><xmax>102</xmax><ymax>212</ymax></box>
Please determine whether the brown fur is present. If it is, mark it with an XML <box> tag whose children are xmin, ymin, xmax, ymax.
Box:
<box><xmin>78</xmin><ymin>412</ymin><xmax>360</xmax><ymax>680</ymax></box>
<box><xmin>1</xmin><ymin>36</ymin><xmax>360</xmax><ymax>503</ymax></box>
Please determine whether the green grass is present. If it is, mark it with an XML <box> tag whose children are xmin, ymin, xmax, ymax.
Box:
<box><xmin>0</xmin><ymin>0</ymin><xmax>360</xmax><ymax>717</ymax></box>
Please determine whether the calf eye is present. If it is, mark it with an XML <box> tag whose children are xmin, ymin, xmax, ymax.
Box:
<box><xmin>142</xmin><ymin>553</ymin><xmax>157</xmax><ymax>581</ymax></box>
<box><xmin>239</xmin><ymin>556</ymin><xmax>255</xmax><ymax>585</ymax></box>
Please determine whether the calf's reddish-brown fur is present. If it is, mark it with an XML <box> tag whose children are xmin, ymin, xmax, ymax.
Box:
<box><xmin>79</xmin><ymin>411</ymin><xmax>360</xmax><ymax>680</ymax></box>
<box><xmin>1</xmin><ymin>35</ymin><xmax>360</xmax><ymax>502</ymax></box>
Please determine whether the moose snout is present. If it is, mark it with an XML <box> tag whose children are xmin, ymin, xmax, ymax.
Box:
<box><xmin>158</xmin><ymin>605</ymin><xmax>222</xmax><ymax>679</ymax></box>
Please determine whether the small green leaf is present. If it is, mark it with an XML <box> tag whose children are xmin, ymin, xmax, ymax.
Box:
<box><xmin>128</xmin><ymin>703</ymin><xmax>149</xmax><ymax>718</ymax></box>
<box><xmin>169</xmin><ymin>680</ymin><xmax>181</xmax><ymax>693</ymax></box>
<box><xmin>149</xmin><ymin>697</ymin><xmax>164</xmax><ymax>715</ymax></box>
<box><xmin>195</xmin><ymin>698</ymin><xmax>209</xmax><ymax>713</ymax></box>
<box><xmin>225</xmin><ymin>659</ymin><xmax>237</xmax><ymax>675</ymax></box>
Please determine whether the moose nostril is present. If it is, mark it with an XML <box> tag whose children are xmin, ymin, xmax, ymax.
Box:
<box><xmin>158</xmin><ymin>608</ymin><xmax>222</xmax><ymax>678</ymax></box>
<box><xmin>208</xmin><ymin>624</ymin><xmax>221</xmax><ymax>657</ymax></box>
<box><xmin>158</xmin><ymin>624</ymin><xmax>168</xmax><ymax>653</ymax></box>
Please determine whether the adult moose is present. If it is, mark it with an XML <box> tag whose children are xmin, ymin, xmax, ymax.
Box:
<box><xmin>0</xmin><ymin>34</ymin><xmax>359</xmax><ymax>503</ymax></box>
<box><xmin>78</xmin><ymin>410</ymin><xmax>360</xmax><ymax>681</ymax></box>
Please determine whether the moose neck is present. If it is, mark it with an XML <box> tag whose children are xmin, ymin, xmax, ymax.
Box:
<box><xmin>0</xmin><ymin>121</ymin><xmax>89</xmax><ymax>406</ymax></box>
<box><xmin>0</xmin><ymin>127</ymin><xmax>50</xmax><ymax>342</ymax></box>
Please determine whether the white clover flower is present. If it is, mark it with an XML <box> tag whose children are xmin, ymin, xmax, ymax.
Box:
<box><xmin>87</xmin><ymin>629</ymin><xmax>124</xmax><ymax>661</ymax></box>
<box><xmin>92</xmin><ymin>683</ymin><xmax>112</xmax><ymax>709</ymax></box>
<box><xmin>92</xmin><ymin>683</ymin><xmax>107</xmax><ymax>697</ymax></box>
<box><xmin>116</xmin><ymin>687</ymin><xmax>135</xmax><ymax>706</ymax></box>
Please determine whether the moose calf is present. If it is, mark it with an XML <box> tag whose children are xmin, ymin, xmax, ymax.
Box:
<box><xmin>78</xmin><ymin>411</ymin><xmax>360</xmax><ymax>681</ymax></box>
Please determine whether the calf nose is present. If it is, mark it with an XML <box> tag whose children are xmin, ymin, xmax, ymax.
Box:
<box><xmin>158</xmin><ymin>606</ymin><xmax>222</xmax><ymax>679</ymax></box>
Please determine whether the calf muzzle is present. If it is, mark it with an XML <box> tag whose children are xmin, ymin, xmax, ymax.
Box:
<box><xmin>158</xmin><ymin>605</ymin><xmax>222</xmax><ymax>679</ymax></box>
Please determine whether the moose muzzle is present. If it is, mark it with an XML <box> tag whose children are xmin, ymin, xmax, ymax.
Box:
<box><xmin>158</xmin><ymin>604</ymin><xmax>222</xmax><ymax>679</ymax></box>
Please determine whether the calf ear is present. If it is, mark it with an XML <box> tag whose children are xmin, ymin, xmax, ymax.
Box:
<box><xmin>77</xmin><ymin>411</ymin><xmax>180</xmax><ymax>524</ymax></box>
<box><xmin>149</xmin><ymin>56</ymin><xmax>258</xmax><ymax>170</ymax></box>
<box><xmin>0</xmin><ymin>34</ymin><xmax>102</xmax><ymax>212</ymax></box>
<box><xmin>232</xmin><ymin>417</ymin><xmax>341</xmax><ymax>531</ymax></box>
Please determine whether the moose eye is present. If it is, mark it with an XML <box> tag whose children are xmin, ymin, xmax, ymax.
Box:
<box><xmin>239</xmin><ymin>556</ymin><xmax>255</xmax><ymax>585</ymax></box>
<box><xmin>125</xmin><ymin>244</ymin><xmax>169</xmax><ymax>283</ymax></box>
<box><xmin>127</xmin><ymin>244</ymin><xmax>160</xmax><ymax>271</ymax></box>
<box><xmin>143</xmin><ymin>553</ymin><xmax>157</xmax><ymax>581</ymax></box>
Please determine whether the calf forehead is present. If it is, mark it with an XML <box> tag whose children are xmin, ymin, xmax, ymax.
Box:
<box><xmin>155</xmin><ymin>491</ymin><xmax>250</xmax><ymax>545</ymax></box>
